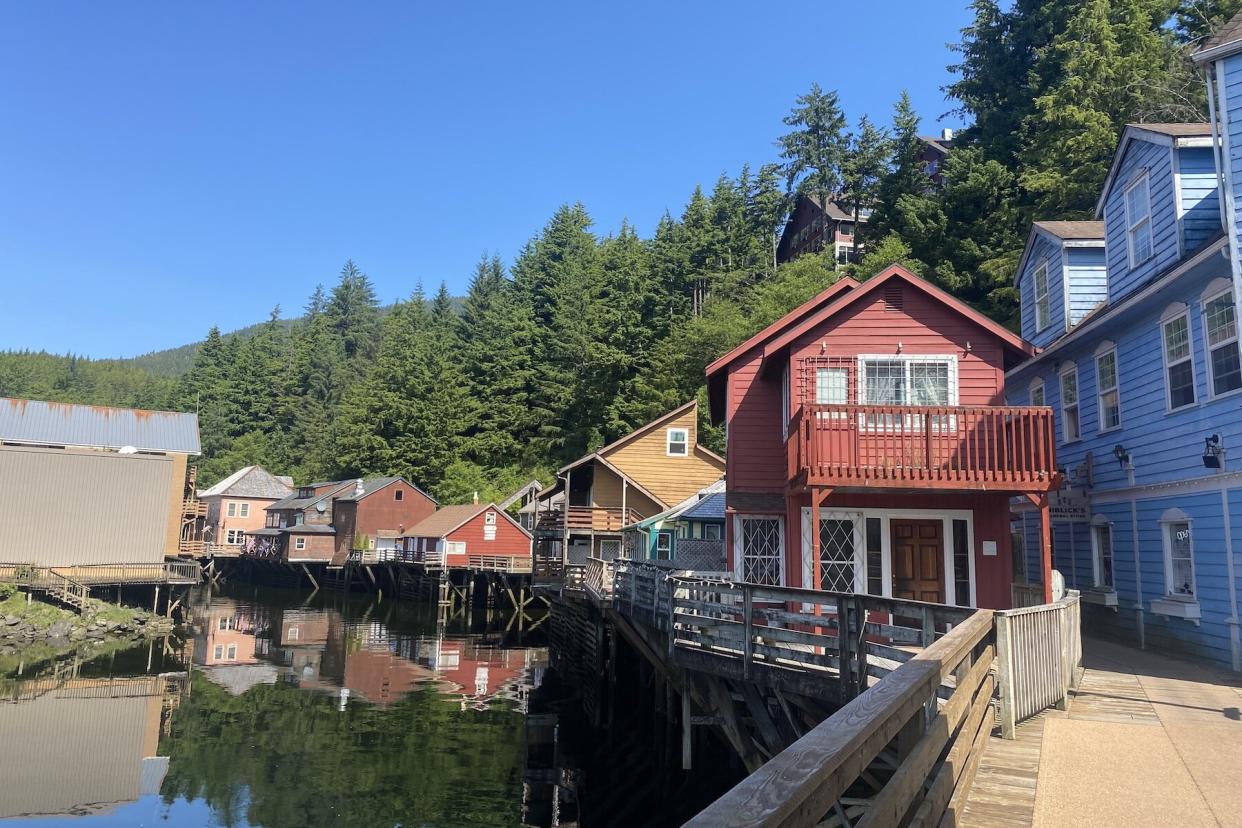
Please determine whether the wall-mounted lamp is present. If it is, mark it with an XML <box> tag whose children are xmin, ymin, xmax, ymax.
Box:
<box><xmin>1204</xmin><ymin>434</ymin><xmax>1225</xmax><ymax>469</ymax></box>
<box><xmin>965</xmin><ymin>341</ymin><xmax>973</xmax><ymax>354</ymax></box>
<box><xmin>1113</xmin><ymin>444</ymin><xmax>1131</xmax><ymax>469</ymax></box>
<box><xmin>896</xmin><ymin>341</ymin><xmax>904</xmax><ymax>354</ymax></box>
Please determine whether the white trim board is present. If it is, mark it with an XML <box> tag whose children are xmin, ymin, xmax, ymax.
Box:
<box><xmin>799</xmin><ymin>506</ymin><xmax>976</xmax><ymax>608</ymax></box>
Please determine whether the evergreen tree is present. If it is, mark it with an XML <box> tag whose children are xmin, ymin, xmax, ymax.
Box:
<box><xmin>869</xmin><ymin>92</ymin><xmax>928</xmax><ymax>240</ymax></box>
<box><xmin>841</xmin><ymin>114</ymin><xmax>892</xmax><ymax>248</ymax></box>
<box><xmin>779</xmin><ymin>83</ymin><xmax>849</xmax><ymax>209</ymax></box>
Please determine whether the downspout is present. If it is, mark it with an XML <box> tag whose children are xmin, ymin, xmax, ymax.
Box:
<box><xmin>1207</xmin><ymin>58</ymin><xmax>1242</xmax><ymax>671</ymax></box>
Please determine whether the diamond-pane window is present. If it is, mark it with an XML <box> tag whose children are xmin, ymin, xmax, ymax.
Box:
<box><xmin>741</xmin><ymin>518</ymin><xmax>782</xmax><ymax>586</ymax></box>
<box><xmin>817</xmin><ymin>518</ymin><xmax>856</xmax><ymax>593</ymax></box>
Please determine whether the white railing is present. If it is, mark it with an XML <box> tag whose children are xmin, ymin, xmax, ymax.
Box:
<box><xmin>995</xmin><ymin>590</ymin><xmax>1081</xmax><ymax>738</ymax></box>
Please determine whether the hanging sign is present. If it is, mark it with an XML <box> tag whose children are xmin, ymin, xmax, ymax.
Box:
<box><xmin>1049</xmin><ymin>490</ymin><xmax>1088</xmax><ymax>523</ymax></box>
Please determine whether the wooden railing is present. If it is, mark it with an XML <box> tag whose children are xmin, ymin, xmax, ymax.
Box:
<box><xmin>584</xmin><ymin>556</ymin><xmax>617</xmax><ymax>600</ymax></box>
<box><xmin>789</xmin><ymin>403</ymin><xmax>1059</xmax><ymax>492</ymax></box>
<box><xmin>466</xmin><ymin>554</ymin><xmax>533</xmax><ymax>573</ymax></box>
<box><xmin>536</xmin><ymin>505</ymin><xmax>644</xmax><ymax>533</ymax></box>
<box><xmin>0</xmin><ymin>561</ymin><xmax>201</xmax><ymax>587</ymax></box>
<box><xmin>996</xmin><ymin>590</ymin><xmax>1081</xmax><ymax>738</ymax></box>
<box><xmin>686</xmin><ymin>609</ymin><xmax>995</xmax><ymax>827</ymax></box>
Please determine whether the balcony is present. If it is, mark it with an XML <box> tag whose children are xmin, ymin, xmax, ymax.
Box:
<box><xmin>787</xmin><ymin>404</ymin><xmax>1059</xmax><ymax>493</ymax></box>
<box><xmin>535</xmin><ymin>505</ymin><xmax>643</xmax><ymax>534</ymax></box>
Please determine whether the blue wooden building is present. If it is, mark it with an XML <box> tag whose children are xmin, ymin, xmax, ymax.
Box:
<box><xmin>1006</xmin><ymin>99</ymin><xmax>1242</xmax><ymax>669</ymax></box>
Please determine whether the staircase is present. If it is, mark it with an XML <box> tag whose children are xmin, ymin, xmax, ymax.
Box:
<box><xmin>0</xmin><ymin>565</ymin><xmax>91</xmax><ymax>612</ymax></box>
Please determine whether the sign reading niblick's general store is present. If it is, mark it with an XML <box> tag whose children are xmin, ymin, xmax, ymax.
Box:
<box><xmin>1050</xmin><ymin>490</ymin><xmax>1088</xmax><ymax>523</ymax></box>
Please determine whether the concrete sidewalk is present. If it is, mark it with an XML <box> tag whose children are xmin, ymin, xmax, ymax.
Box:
<box><xmin>962</xmin><ymin>637</ymin><xmax>1242</xmax><ymax>828</ymax></box>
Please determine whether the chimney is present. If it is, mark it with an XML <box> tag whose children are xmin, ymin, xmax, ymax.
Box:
<box><xmin>941</xmin><ymin>127</ymin><xmax>954</xmax><ymax>141</ymax></box>
<box><xmin>472</xmin><ymin>491</ymin><xmax>479</xmax><ymax>504</ymax></box>
<box><xmin>354</xmin><ymin>478</ymin><xmax>364</xmax><ymax>498</ymax></box>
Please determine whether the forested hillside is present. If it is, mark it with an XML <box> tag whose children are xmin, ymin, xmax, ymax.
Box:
<box><xmin>1</xmin><ymin>0</ymin><xmax>1233</xmax><ymax>500</ymax></box>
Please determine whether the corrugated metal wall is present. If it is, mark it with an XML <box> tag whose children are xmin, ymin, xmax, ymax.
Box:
<box><xmin>0</xmin><ymin>692</ymin><xmax>155</xmax><ymax>818</ymax></box>
<box><xmin>0</xmin><ymin>445</ymin><xmax>173</xmax><ymax>565</ymax></box>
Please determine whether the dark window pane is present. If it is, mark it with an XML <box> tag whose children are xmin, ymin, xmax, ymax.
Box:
<box><xmin>866</xmin><ymin>517</ymin><xmax>882</xmax><ymax>595</ymax></box>
<box><xmin>953</xmin><ymin>519</ymin><xmax>970</xmax><ymax>606</ymax></box>
<box><xmin>1168</xmin><ymin>360</ymin><xmax>1196</xmax><ymax>408</ymax></box>
<box><xmin>1211</xmin><ymin>344</ymin><xmax>1242</xmax><ymax>395</ymax></box>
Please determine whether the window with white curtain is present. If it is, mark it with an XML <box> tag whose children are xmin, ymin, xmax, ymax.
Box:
<box><xmin>859</xmin><ymin>357</ymin><xmax>956</xmax><ymax>406</ymax></box>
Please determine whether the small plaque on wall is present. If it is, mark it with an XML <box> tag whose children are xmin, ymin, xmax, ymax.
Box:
<box><xmin>982</xmin><ymin>540</ymin><xmax>997</xmax><ymax>557</ymax></box>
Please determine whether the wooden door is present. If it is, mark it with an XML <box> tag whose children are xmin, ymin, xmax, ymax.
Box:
<box><xmin>891</xmin><ymin>519</ymin><xmax>944</xmax><ymax>603</ymax></box>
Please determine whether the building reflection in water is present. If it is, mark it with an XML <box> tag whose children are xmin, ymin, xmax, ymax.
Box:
<box><xmin>0</xmin><ymin>642</ymin><xmax>190</xmax><ymax>820</ymax></box>
<box><xmin>185</xmin><ymin>593</ymin><xmax>549</xmax><ymax>714</ymax></box>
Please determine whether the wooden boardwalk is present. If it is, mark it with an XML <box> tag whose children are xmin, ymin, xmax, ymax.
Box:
<box><xmin>962</xmin><ymin>637</ymin><xmax>1242</xmax><ymax>828</ymax></box>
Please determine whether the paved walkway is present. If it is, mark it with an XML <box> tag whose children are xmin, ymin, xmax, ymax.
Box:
<box><xmin>962</xmin><ymin>637</ymin><xmax>1242</xmax><ymax>828</ymax></box>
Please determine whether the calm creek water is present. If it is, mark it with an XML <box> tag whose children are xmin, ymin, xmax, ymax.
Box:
<box><xmin>0</xmin><ymin>585</ymin><xmax>560</xmax><ymax>827</ymax></box>
<box><xmin>0</xmin><ymin>585</ymin><xmax>736</xmax><ymax>827</ymax></box>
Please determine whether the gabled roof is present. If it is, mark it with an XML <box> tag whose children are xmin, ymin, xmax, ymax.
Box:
<box><xmin>707</xmin><ymin>266</ymin><xmax>1036</xmax><ymax>424</ymax></box>
<box><xmin>402</xmin><ymin>502</ymin><xmax>531</xmax><ymax>539</ymax></box>
<box><xmin>268</xmin><ymin>480</ymin><xmax>354</xmax><ymax>512</ymax></box>
<box><xmin>199</xmin><ymin>466</ymin><xmax>294</xmax><ymax>500</ymax></box>
<box><xmin>498</xmin><ymin>480</ymin><xmax>543</xmax><ymax>510</ymax></box>
<box><xmin>919</xmin><ymin>135</ymin><xmax>953</xmax><ymax>154</ymax></box>
<box><xmin>1095</xmin><ymin>124</ymin><xmax>1214</xmax><ymax>217</ymax></box>
<box><xmin>705</xmin><ymin>277</ymin><xmax>858</xmax><ymax>377</ymax></box>
<box><xmin>0</xmin><ymin>397</ymin><xmax>201</xmax><ymax>454</ymax></box>
<box><xmin>1013</xmin><ymin>221</ymin><xmax>1106</xmax><ymax>287</ymax></box>
<box><xmin>333</xmin><ymin>476</ymin><xmax>437</xmax><ymax>505</ymax></box>
<box><xmin>1193</xmin><ymin>13</ymin><xmax>1242</xmax><ymax>62</ymax></box>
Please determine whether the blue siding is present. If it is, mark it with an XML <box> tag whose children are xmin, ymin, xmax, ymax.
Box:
<box><xmin>1177</xmin><ymin>146</ymin><xmax>1221</xmax><ymax>253</ymax></box>
<box><xmin>1009</xmin><ymin>250</ymin><xmax>1242</xmax><ymax>669</ymax></box>
<box><xmin>1018</xmin><ymin>233</ymin><xmax>1066</xmax><ymax>347</ymax></box>
<box><xmin>1224</xmin><ymin>53</ymin><xmax>1242</xmax><ymax>256</ymax></box>
<box><xmin>1104</xmin><ymin>137</ymin><xmax>1181</xmax><ymax>303</ymax></box>
<box><xmin>1065</xmin><ymin>247</ymin><xmax>1107</xmax><ymax>327</ymax></box>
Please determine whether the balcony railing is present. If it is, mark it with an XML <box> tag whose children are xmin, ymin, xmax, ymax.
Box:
<box><xmin>788</xmin><ymin>403</ymin><xmax>1059</xmax><ymax>493</ymax></box>
<box><xmin>535</xmin><ymin>505</ymin><xmax>643</xmax><ymax>534</ymax></box>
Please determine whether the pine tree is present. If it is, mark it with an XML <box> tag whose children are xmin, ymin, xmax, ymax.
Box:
<box><xmin>869</xmin><ymin>92</ymin><xmax>927</xmax><ymax>240</ymax></box>
<box><xmin>841</xmin><ymin>115</ymin><xmax>891</xmax><ymax>249</ymax></box>
<box><xmin>778</xmin><ymin>83</ymin><xmax>849</xmax><ymax>210</ymax></box>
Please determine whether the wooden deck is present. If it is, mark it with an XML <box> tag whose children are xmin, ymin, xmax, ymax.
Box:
<box><xmin>962</xmin><ymin>637</ymin><xmax>1242</xmax><ymax>827</ymax></box>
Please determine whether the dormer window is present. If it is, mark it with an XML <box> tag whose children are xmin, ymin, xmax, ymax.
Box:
<box><xmin>1124</xmin><ymin>174</ymin><xmax>1153</xmax><ymax>267</ymax></box>
<box><xmin>1033</xmin><ymin>262</ymin><xmax>1051</xmax><ymax>331</ymax></box>
<box><xmin>666</xmin><ymin>428</ymin><xmax>689</xmax><ymax>456</ymax></box>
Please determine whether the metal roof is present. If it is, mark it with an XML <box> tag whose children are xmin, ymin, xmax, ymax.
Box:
<box><xmin>0</xmin><ymin>397</ymin><xmax>201</xmax><ymax>454</ymax></box>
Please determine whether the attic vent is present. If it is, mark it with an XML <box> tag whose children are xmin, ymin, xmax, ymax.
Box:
<box><xmin>883</xmin><ymin>283</ymin><xmax>904</xmax><ymax>312</ymax></box>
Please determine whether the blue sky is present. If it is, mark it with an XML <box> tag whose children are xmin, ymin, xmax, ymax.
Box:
<box><xmin>0</xmin><ymin>2</ymin><xmax>973</xmax><ymax>358</ymax></box>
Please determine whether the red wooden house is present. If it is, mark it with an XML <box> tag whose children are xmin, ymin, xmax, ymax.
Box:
<box><xmin>401</xmin><ymin>502</ymin><xmax>532</xmax><ymax>571</ymax></box>
<box><xmin>705</xmin><ymin>265</ymin><xmax>1060</xmax><ymax>609</ymax></box>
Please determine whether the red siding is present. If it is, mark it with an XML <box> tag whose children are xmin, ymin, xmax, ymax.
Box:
<box><xmin>788</xmin><ymin>286</ymin><xmax>1006</xmax><ymax>406</ymax></box>
<box><xmin>443</xmin><ymin>509</ymin><xmax>531</xmax><ymax>567</ymax></box>
<box><xmin>332</xmin><ymin>481</ymin><xmax>437</xmax><ymax>563</ymax></box>
<box><xmin>726</xmin><ymin>346</ymin><xmax>788</xmax><ymax>495</ymax></box>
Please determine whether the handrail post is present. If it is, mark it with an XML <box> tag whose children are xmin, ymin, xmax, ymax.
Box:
<box><xmin>742</xmin><ymin>584</ymin><xmax>753</xmax><ymax>680</ymax></box>
<box><xmin>996</xmin><ymin>612</ymin><xmax>1016</xmax><ymax>739</ymax></box>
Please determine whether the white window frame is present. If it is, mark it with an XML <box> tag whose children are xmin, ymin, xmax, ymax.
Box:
<box><xmin>1124</xmin><ymin>173</ymin><xmax>1153</xmax><ymax>268</ymax></box>
<box><xmin>1202</xmin><ymin>287</ymin><xmax>1242</xmax><ymax>398</ymax></box>
<box><xmin>239</xmin><ymin>502</ymin><xmax>250</xmax><ymax>518</ymax></box>
<box><xmin>733</xmin><ymin>514</ymin><xmax>785</xmax><ymax>586</ymax></box>
<box><xmin>1029</xmin><ymin>377</ymin><xmax>1045</xmax><ymax>408</ymax></box>
<box><xmin>226</xmin><ymin>529</ymin><xmax>245</xmax><ymax>546</ymax></box>
<box><xmin>294</xmin><ymin>536</ymin><xmax>307</xmax><ymax>551</ymax></box>
<box><xmin>485</xmin><ymin>511</ymin><xmax>497</xmax><ymax>525</ymax></box>
<box><xmin>799</xmin><ymin>507</ymin><xmax>976</xmax><ymax>608</ymax></box>
<box><xmin>1059</xmin><ymin>364</ymin><xmax>1080</xmax><ymax>442</ymax></box>
<box><xmin>1090</xmin><ymin>516</ymin><xmax>1115</xmax><ymax>591</ymax></box>
<box><xmin>446</xmin><ymin>540</ymin><xmax>467</xmax><ymax>557</ymax></box>
<box><xmin>655</xmin><ymin>531</ymin><xmax>673</xmax><ymax>560</ymax></box>
<box><xmin>815</xmin><ymin>366</ymin><xmax>849</xmax><ymax>406</ymax></box>
<box><xmin>857</xmin><ymin>355</ymin><xmax>959</xmax><ymax>406</ymax></box>
<box><xmin>227</xmin><ymin>644</ymin><xmax>237</xmax><ymax>660</ymax></box>
<box><xmin>1161</xmin><ymin>309</ymin><xmax>1197</xmax><ymax>411</ymax></box>
<box><xmin>1033</xmin><ymin>261</ymin><xmax>1051</xmax><ymax>331</ymax></box>
<box><xmin>1160</xmin><ymin>512</ymin><xmax>1196</xmax><ymax>600</ymax></box>
<box><xmin>666</xmin><ymin>427</ymin><xmax>689</xmax><ymax>457</ymax></box>
<box><xmin>702</xmin><ymin>523</ymin><xmax>722</xmax><ymax>541</ymax></box>
<box><xmin>213</xmin><ymin>645</ymin><xmax>223</xmax><ymax>660</ymax></box>
<box><xmin>781</xmin><ymin>364</ymin><xmax>790</xmax><ymax>440</ymax></box>
<box><xmin>1095</xmin><ymin>346</ymin><xmax>1121</xmax><ymax>433</ymax></box>
<box><xmin>227</xmin><ymin>502</ymin><xmax>237</xmax><ymax>518</ymax></box>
